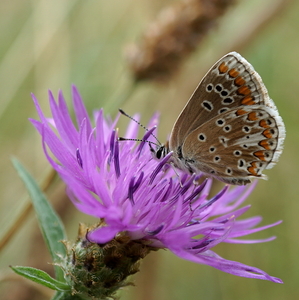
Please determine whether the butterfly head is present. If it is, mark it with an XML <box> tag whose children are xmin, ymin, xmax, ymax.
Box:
<box><xmin>150</xmin><ymin>141</ymin><xmax>170</xmax><ymax>160</ymax></box>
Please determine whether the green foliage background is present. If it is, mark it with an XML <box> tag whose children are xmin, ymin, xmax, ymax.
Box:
<box><xmin>0</xmin><ymin>0</ymin><xmax>298</xmax><ymax>299</ymax></box>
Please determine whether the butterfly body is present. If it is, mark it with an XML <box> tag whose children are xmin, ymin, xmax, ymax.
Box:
<box><xmin>156</xmin><ymin>52</ymin><xmax>285</xmax><ymax>185</ymax></box>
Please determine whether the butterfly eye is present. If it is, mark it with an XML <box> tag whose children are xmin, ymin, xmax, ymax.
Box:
<box><xmin>155</xmin><ymin>147</ymin><xmax>164</xmax><ymax>159</ymax></box>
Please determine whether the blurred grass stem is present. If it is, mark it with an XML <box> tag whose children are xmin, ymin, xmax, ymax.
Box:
<box><xmin>0</xmin><ymin>168</ymin><xmax>57</xmax><ymax>252</ymax></box>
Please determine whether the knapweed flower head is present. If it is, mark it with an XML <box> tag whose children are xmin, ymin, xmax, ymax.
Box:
<box><xmin>30</xmin><ymin>85</ymin><xmax>282</xmax><ymax>285</ymax></box>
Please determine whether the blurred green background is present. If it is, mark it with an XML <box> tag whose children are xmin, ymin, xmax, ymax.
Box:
<box><xmin>0</xmin><ymin>0</ymin><xmax>298</xmax><ymax>299</ymax></box>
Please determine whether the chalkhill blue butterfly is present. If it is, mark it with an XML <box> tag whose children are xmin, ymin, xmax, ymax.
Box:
<box><xmin>154</xmin><ymin>52</ymin><xmax>285</xmax><ymax>185</ymax></box>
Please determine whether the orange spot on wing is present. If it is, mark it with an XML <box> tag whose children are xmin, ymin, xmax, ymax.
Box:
<box><xmin>263</xmin><ymin>129</ymin><xmax>273</xmax><ymax>139</ymax></box>
<box><xmin>247</xmin><ymin>112</ymin><xmax>259</xmax><ymax>121</ymax></box>
<box><xmin>259</xmin><ymin>119</ymin><xmax>270</xmax><ymax>128</ymax></box>
<box><xmin>218</xmin><ymin>62</ymin><xmax>229</xmax><ymax>73</ymax></box>
<box><xmin>234</xmin><ymin>76</ymin><xmax>246</xmax><ymax>86</ymax></box>
<box><xmin>237</xmin><ymin>86</ymin><xmax>251</xmax><ymax>96</ymax></box>
<box><xmin>247</xmin><ymin>162</ymin><xmax>262</xmax><ymax>176</ymax></box>
<box><xmin>241</xmin><ymin>95</ymin><xmax>255</xmax><ymax>105</ymax></box>
<box><xmin>259</xmin><ymin>140</ymin><xmax>271</xmax><ymax>150</ymax></box>
<box><xmin>228</xmin><ymin>68</ymin><xmax>239</xmax><ymax>78</ymax></box>
<box><xmin>254</xmin><ymin>151</ymin><xmax>266</xmax><ymax>161</ymax></box>
<box><xmin>236</xmin><ymin>109</ymin><xmax>247</xmax><ymax>116</ymax></box>
<box><xmin>247</xmin><ymin>166</ymin><xmax>258</xmax><ymax>176</ymax></box>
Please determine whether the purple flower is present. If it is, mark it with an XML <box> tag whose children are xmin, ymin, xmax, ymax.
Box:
<box><xmin>30</xmin><ymin>85</ymin><xmax>282</xmax><ymax>283</ymax></box>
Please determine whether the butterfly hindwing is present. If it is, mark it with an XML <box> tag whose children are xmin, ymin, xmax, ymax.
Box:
<box><xmin>179</xmin><ymin>105</ymin><xmax>283</xmax><ymax>184</ymax></box>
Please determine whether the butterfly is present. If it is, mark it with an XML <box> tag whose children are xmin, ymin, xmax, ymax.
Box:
<box><xmin>154</xmin><ymin>52</ymin><xmax>285</xmax><ymax>185</ymax></box>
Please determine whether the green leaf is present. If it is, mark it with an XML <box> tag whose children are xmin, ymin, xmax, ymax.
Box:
<box><xmin>12</xmin><ymin>158</ymin><xmax>67</xmax><ymax>281</ymax></box>
<box><xmin>51</xmin><ymin>292</ymin><xmax>69</xmax><ymax>300</ymax></box>
<box><xmin>51</xmin><ymin>292</ymin><xmax>66</xmax><ymax>300</ymax></box>
<box><xmin>10</xmin><ymin>266</ymin><xmax>70</xmax><ymax>292</ymax></box>
<box><xmin>51</xmin><ymin>292</ymin><xmax>72</xmax><ymax>300</ymax></box>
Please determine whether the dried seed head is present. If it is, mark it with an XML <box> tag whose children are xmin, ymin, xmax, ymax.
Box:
<box><xmin>126</xmin><ymin>0</ymin><xmax>236</xmax><ymax>82</ymax></box>
<box><xmin>60</xmin><ymin>223</ymin><xmax>157</xmax><ymax>299</ymax></box>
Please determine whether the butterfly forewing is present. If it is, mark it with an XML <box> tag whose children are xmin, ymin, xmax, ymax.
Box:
<box><xmin>169</xmin><ymin>52</ymin><xmax>271</xmax><ymax>151</ymax></box>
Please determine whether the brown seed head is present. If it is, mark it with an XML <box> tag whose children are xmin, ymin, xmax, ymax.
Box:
<box><xmin>126</xmin><ymin>0</ymin><xmax>236</xmax><ymax>82</ymax></box>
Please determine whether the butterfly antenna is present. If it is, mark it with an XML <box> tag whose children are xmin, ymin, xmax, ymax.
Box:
<box><xmin>118</xmin><ymin>137</ymin><xmax>160</xmax><ymax>148</ymax></box>
<box><xmin>119</xmin><ymin>109</ymin><xmax>161</xmax><ymax>145</ymax></box>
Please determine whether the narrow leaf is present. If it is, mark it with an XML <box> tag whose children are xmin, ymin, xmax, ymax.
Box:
<box><xmin>12</xmin><ymin>158</ymin><xmax>67</xmax><ymax>281</ymax></box>
<box><xmin>10</xmin><ymin>266</ymin><xmax>70</xmax><ymax>292</ymax></box>
<box><xmin>51</xmin><ymin>292</ymin><xmax>66</xmax><ymax>300</ymax></box>
<box><xmin>51</xmin><ymin>292</ymin><xmax>85</xmax><ymax>300</ymax></box>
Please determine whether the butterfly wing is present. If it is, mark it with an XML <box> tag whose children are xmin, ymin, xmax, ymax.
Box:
<box><xmin>169</xmin><ymin>52</ymin><xmax>277</xmax><ymax>151</ymax></box>
<box><xmin>179</xmin><ymin>105</ymin><xmax>285</xmax><ymax>185</ymax></box>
